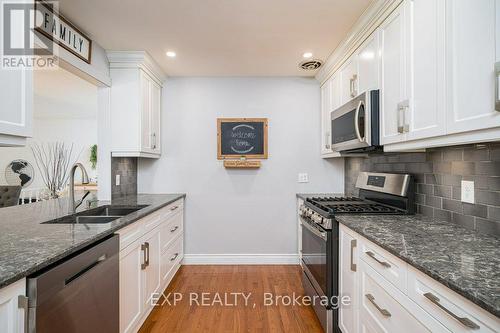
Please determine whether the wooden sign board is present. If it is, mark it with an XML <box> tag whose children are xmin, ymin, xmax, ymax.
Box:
<box><xmin>217</xmin><ymin>118</ymin><xmax>268</xmax><ymax>159</ymax></box>
<box><xmin>223</xmin><ymin>160</ymin><xmax>261</xmax><ymax>169</ymax></box>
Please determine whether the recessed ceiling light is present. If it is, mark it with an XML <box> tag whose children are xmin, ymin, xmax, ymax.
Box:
<box><xmin>166</xmin><ymin>51</ymin><xmax>176</xmax><ymax>58</ymax></box>
<box><xmin>303</xmin><ymin>52</ymin><xmax>313</xmax><ymax>59</ymax></box>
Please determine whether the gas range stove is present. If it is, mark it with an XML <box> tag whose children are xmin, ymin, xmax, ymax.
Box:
<box><xmin>299</xmin><ymin>172</ymin><xmax>415</xmax><ymax>230</ymax></box>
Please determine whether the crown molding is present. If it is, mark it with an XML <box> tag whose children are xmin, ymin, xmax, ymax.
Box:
<box><xmin>315</xmin><ymin>0</ymin><xmax>402</xmax><ymax>85</ymax></box>
<box><xmin>106</xmin><ymin>50</ymin><xmax>167</xmax><ymax>84</ymax></box>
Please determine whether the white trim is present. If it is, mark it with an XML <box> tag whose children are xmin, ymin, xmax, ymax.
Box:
<box><xmin>182</xmin><ymin>254</ymin><xmax>299</xmax><ymax>265</ymax></box>
<box><xmin>315</xmin><ymin>0</ymin><xmax>402</xmax><ymax>85</ymax></box>
<box><xmin>106</xmin><ymin>51</ymin><xmax>167</xmax><ymax>84</ymax></box>
<box><xmin>111</xmin><ymin>151</ymin><xmax>161</xmax><ymax>159</ymax></box>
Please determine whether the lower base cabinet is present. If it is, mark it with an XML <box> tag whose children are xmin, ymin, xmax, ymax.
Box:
<box><xmin>339</xmin><ymin>224</ymin><xmax>500</xmax><ymax>333</ymax></box>
<box><xmin>119</xmin><ymin>199</ymin><xmax>184</xmax><ymax>333</ymax></box>
<box><xmin>0</xmin><ymin>279</ymin><xmax>26</xmax><ymax>333</ymax></box>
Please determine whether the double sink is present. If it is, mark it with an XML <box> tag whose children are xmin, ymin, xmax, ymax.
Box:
<box><xmin>43</xmin><ymin>205</ymin><xmax>149</xmax><ymax>224</ymax></box>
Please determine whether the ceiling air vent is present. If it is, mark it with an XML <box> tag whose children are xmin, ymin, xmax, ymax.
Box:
<box><xmin>299</xmin><ymin>59</ymin><xmax>323</xmax><ymax>71</ymax></box>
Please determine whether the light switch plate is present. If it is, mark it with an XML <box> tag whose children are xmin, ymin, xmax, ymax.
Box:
<box><xmin>298</xmin><ymin>173</ymin><xmax>309</xmax><ymax>183</ymax></box>
<box><xmin>461</xmin><ymin>180</ymin><xmax>474</xmax><ymax>203</ymax></box>
<box><xmin>115</xmin><ymin>174</ymin><xmax>121</xmax><ymax>186</ymax></box>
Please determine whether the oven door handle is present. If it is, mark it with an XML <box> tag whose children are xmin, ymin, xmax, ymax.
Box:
<box><xmin>301</xmin><ymin>220</ymin><xmax>327</xmax><ymax>241</ymax></box>
<box><xmin>354</xmin><ymin>100</ymin><xmax>365</xmax><ymax>142</ymax></box>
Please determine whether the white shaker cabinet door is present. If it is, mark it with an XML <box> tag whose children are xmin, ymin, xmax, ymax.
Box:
<box><xmin>446</xmin><ymin>0</ymin><xmax>500</xmax><ymax>133</ymax></box>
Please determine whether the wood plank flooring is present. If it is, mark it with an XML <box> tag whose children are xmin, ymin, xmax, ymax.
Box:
<box><xmin>138</xmin><ymin>265</ymin><xmax>323</xmax><ymax>333</ymax></box>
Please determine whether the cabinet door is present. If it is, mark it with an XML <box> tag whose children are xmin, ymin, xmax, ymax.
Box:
<box><xmin>340</xmin><ymin>56</ymin><xmax>359</xmax><ymax>104</ymax></box>
<box><xmin>339</xmin><ymin>227</ymin><xmax>358</xmax><ymax>333</ymax></box>
<box><xmin>446</xmin><ymin>0</ymin><xmax>500</xmax><ymax>133</ymax></box>
<box><xmin>320</xmin><ymin>79</ymin><xmax>332</xmax><ymax>155</ymax></box>
<box><xmin>0</xmin><ymin>67</ymin><xmax>33</xmax><ymax>143</ymax></box>
<box><xmin>0</xmin><ymin>279</ymin><xmax>26</xmax><ymax>333</ymax></box>
<box><xmin>142</xmin><ymin>229</ymin><xmax>161</xmax><ymax>313</ymax></box>
<box><xmin>379</xmin><ymin>4</ymin><xmax>407</xmax><ymax>144</ymax></box>
<box><xmin>140</xmin><ymin>71</ymin><xmax>152</xmax><ymax>152</ymax></box>
<box><xmin>150</xmin><ymin>81</ymin><xmax>161</xmax><ymax>154</ymax></box>
<box><xmin>405</xmin><ymin>0</ymin><xmax>446</xmax><ymax>141</ymax></box>
<box><xmin>357</xmin><ymin>31</ymin><xmax>380</xmax><ymax>93</ymax></box>
<box><xmin>119</xmin><ymin>241</ymin><xmax>143</xmax><ymax>333</ymax></box>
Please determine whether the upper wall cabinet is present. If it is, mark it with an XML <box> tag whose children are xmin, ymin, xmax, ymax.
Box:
<box><xmin>340</xmin><ymin>55</ymin><xmax>359</xmax><ymax>105</ymax></box>
<box><xmin>446</xmin><ymin>0</ymin><xmax>500</xmax><ymax>134</ymax></box>
<box><xmin>380</xmin><ymin>0</ymin><xmax>446</xmax><ymax>145</ymax></box>
<box><xmin>320</xmin><ymin>74</ymin><xmax>342</xmax><ymax>158</ymax></box>
<box><xmin>107</xmin><ymin>51</ymin><xmax>166</xmax><ymax>158</ymax></box>
<box><xmin>357</xmin><ymin>30</ymin><xmax>380</xmax><ymax>94</ymax></box>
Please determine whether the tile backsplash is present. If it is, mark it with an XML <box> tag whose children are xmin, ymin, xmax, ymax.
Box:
<box><xmin>111</xmin><ymin>157</ymin><xmax>137</xmax><ymax>199</ymax></box>
<box><xmin>345</xmin><ymin>143</ymin><xmax>500</xmax><ymax>236</ymax></box>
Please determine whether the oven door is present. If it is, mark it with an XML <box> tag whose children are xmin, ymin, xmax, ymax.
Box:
<box><xmin>300</xmin><ymin>218</ymin><xmax>329</xmax><ymax>297</ymax></box>
<box><xmin>331</xmin><ymin>91</ymin><xmax>371</xmax><ymax>152</ymax></box>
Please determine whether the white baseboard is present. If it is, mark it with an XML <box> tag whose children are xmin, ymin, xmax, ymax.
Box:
<box><xmin>182</xmin><ymin>254</ymin><xmax>300</xmax><ymax>265</ymax></box>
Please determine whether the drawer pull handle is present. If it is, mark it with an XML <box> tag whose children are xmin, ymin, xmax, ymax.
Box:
<box><xmin>141</xmin><ymin>242</ymin><xmax>150</xmax><ymax>270</ymax></box>
<box><xmin>365</xmin><ymin>251</ymin><xmax>391</xmax><ymax>268</ymax></box>
<box><xmin>365</xmin><ymin>294</ymin><xmax>391</xmax><ymax>317</ymax></box>
<box><xmin>423</xmin><ymin>292</ymin><xmax>480</xmax><ymax>330</ymax></box>
<box><xmin>170</xmin><ymin>253</ymin><xmax>179</xmax><ymax>261</ymax></box>
<box><xmin>170</xmin><ymin>206</ymin><xmax>179</xmax><ymax>211</ymax></box>
<box><xmin>170</xmin><ymin>226</ymin><xmax>179</xmax><ymax>233</ymax></box>
<box><xmin>350</xmin><ymin>239</ymin><xmax>357</xmax><ymax>272</ymax></box>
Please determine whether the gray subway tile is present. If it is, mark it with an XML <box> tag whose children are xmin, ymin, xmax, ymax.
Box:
<box><xmin>434</xmin><ymin>209</ymin><xmax>451</xmax><ymax>222</ymax></box>
<box><xmin>425</xmin><ymin>195</ymin><xmax>442</xmax><ymax>208</ymax></box>
<box><xmin>463</xmin><ymin>147</ymin><xmax>489</xmax><ymax>161</ymax></box>
<box><xmin>443</xmin><ymin>149</ymin><xmax>463</xmax><ymax>161</ymax></box>
<box><xmin>451</xmin><ymin>213</ymin><xmax>475</xmax><ymax>230</ymax></box>
<box><xmin>451</xmin><ymin>161</ymin><xmax>475</xmax><ymax>176</ymax></box>
<box><xmin>434</xmin><ymin>162</ymin><xmax>452</xmax><ymax>174</ymax></box>
<box><xmin>425</xmin><ymin>174</ymin><xmax>441</xmax><ymax>185</ymax></box>
<box><xmin>441</xmin><ymin>174</ymin><xmax>462</xmax><ymax>186</ymax></box>
<box><xmin>417</xmin><ymin>205</ymin><xmax>434</xmax><ymax>217</ymax></box>
<box><xmin>476</xmin><ymin>191</ymin><xmax>500</xmax><ymax>206</ymax></box>
<box><xmin>417</xmin><ymin>184</ymin><xmax>433</xmax><ymax>195</ymax></box>
<box><xmin>399</xmin><ymin>153</ymin><xmax>427</xmax><ymax>163</ymax></box>
<box><xmin>452</xmin><ymin>186</ymin><xmax>461</xmax><ymax>200</ymax></box>
<box><xmin>442</xmin><ymin>199</ymin><xmax>463</xmax><ymax>213</ymax></box>
<box><xmin>475</xmin><ymin>162</ymin><xmax>500</xmax><ymax>176</ymax></box>
<box><xmin>433</xmin><ymin>185</ymin><xmax>452</xmax><ymax>199</ymax></box>
<box><xmin>463</xmin><ymin>203</ymin><xmax>488</xmax><ymax>218</ymax></box>
<box><xmin>475</xmin><ymin>218</ymin><xmax>500</xmax><ymax>236</ymax></box>
<box><xmin>488</xmin><ymin>206</ymin><xmax>500</xmax><ymax>221</ymax></box>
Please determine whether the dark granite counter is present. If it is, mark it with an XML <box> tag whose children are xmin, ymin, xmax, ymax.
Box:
<box><xmin>335</xmin><ymin>214</ymin><xmax>500</xmax><ymax>318</ymax></box>
<box><xmin>0</xmin><ymin>193</ymin><xmax>185</xmax><ymax>289</ymax></box>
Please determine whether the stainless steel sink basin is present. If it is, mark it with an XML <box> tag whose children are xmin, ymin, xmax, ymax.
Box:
<box><xmin>42</xmin><ymin>205</ymin><xmax>149</xmax><ymax>224</ymax></box>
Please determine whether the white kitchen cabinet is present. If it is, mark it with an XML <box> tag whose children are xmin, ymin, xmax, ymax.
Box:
<box><xmin>445</xmin><ymin>0</ymin><xmax>500</xmax><ymax>134</ymax></box>
<box><xmin>119</xmin><ymin>239</ymin><xmax>143</xmax><ymax>333</ymax></box>
<box><xmin>0</xmin><ymin>67</ymin><xmax>33</xmax><ymax>146</ymax></box>
<box><xmin>320</xmin><ymin>75</ymin><xmax>341</xmax><ymax>158</ymax></box>
<box><xmin>357</xmin><ymin>31</ymin><xmax>380</xmax><ymax>93</ymax></box>
<box><xmin>107</xmin><ymin>51</ymin><xmax>165</xmax><ymax>158</ymax></box>
<box><xmin>0</xmin><ymin>279</ymin><xmax>27</xmax><ymax>333</ymax></box>
<box><xmin>340</xmin><ymin>55</ymin><xmax>359</xmax><ymax>104</ymax></box>
<box><xmin>339</xmin><ymin>225</ymin><xmax>359</xmax><ymax>333</ymax></box>
<box><xmin>118</xmin><ymin>199</ymin><xmax>184</xmax><ymax>333</ymax></box>
<box><xmin>379</xmin><ymin>3</ymin><xmax>407</xmax><ymax>145</ymax></box>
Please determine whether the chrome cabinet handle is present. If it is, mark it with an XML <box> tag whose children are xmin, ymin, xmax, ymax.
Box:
<box><xmin>365</xmin><ymin>251</ymin><xmax>391</xmax><ymax>268</ymax></box>
<box><xmin>350</xmin><ymin>239</ymin><xmax>357</xmax><ymax>272</ymax></box>
<box><xmin>423</xmin><ymin>292</ymin><xmax>480</xmax><ymax>330</ymax></box>
<box><xmin>351</xmin><ymin>74</ymin><xmax>357</xmax><ymax>97</ymax></box>
<box><xmin>354</xmin><ymin>101</ymin><xmax>365</xmax><ymax>142</ymax></box>
<box><xmin>141</xmin><ymin>242</ymin><xmax>150</xmax><ymax>270</ymax></box>
<box><xmin>170</xmin><ymin>225</ymin><xmax>179</xmax><ymax>233</ymax></box>
<box><xmin>170</xmin><ymin>253</ymin><xmax>179</xmax><ymax>261</ymax></box>
<box><xmin>151</xmin><ymin>133</ymin><xmax>157</xmax><ymax>149</ymax></box>
<box><xmin>496</xmin><ymin>62</ymin><xmax>500</xmax><ymax>111</ymax></box>
<box><xmin>170</xmin><ymin>206</ymin><xmax>179</xmax><ymax>212</ymax></box>
<box><xmin>397</xmin><ymin>100</ymin><xmax>409</xmax><ymax>133</ymax></box>
<box><xmin>18</xmin><ymin>295</ymin><xmax>29</xmax><ymax>333</ymax></box>
<box><xmin>366</xmin><ymin>294</ymin><xmax>391</xmax><ymax>317</ymax></box>
<box><xmin>349</xmin><ymin>77</ymin><xmax>354</xmax><ymax>97</ymax></box>
<box><xmin>325</xmin><ymin>132</ymin><xmax>331</xmax><ymax>149</ymax></box>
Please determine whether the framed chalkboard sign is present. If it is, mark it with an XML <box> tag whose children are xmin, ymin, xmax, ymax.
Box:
<box><xmin>217</xmin><ymin>118</ymin><xmax>268</xmax><ymax>159</ymax></box>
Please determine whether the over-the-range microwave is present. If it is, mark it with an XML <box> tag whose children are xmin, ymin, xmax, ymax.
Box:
<box><xmin>330</xmin><ymin>89</ymin><xmax>380</xmax><ymax>153</ymax></box>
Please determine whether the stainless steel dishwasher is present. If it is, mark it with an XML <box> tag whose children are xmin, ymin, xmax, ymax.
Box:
<box><xmin>25</xmin><ymin>234</ymin><xmax>119</xmax><ymax>333</ymax></box>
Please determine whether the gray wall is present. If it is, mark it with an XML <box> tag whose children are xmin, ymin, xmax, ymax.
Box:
<box><xmin>345</xmin><ymin>143</ymin><xmax>500</xmax><ymax>236</ymax></box>
<box><xmin>111</xmin><ymin>157</ymin><xmax>137</xmax><ymax>199</ymax></box>
<box><xmin>138</xmin><ymin>77</ymin><xmax>344</xmax><ymax>256</ymax></box>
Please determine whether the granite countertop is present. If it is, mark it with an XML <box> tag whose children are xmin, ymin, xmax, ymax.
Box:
<box><xmin>0</xmin><ymin>193</ymin><xmax>185</xmax><ymax>289</ymax></box>
<box><xmin>335</xmin><ymin>214</ymin><xmax>500</xmax><ymax>318</ymax></box>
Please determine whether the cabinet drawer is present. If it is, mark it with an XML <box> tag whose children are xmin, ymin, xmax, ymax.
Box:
<box><xmin>360</xmin><ymin>238</ymin><xmax>408</xmax><ymax>292</ymax></box>
<box><xmin>407</xmin><ymin>266</ymin><xmax>500</xmax><ymax>333</ymax></box>
<box><xmin>161</xmin><ymin>236</ymin><xmax>183</xmax><ymax>284</ymax></box>
<box><xmin>118</xmin><ymin>222</ymin><xmax>144</xmax><ymax>251</ymax></box>
<box><xmin>157</xmin><ymin>199</ymin><xmax>184</xmax><ymax>222</ymax></box>
<box><xmin>360</xmin><ymin>261</ymin><xmax>449</xmax><ymax>333</ymax></box>
<box><xmin>160</xmin><ymin>211</ymin><xmax>183</xmax><ymax>254</ymax></box>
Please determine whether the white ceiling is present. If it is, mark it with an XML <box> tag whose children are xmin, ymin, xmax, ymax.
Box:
<box><xmin>59</xmin><ymin>0</ymin><xmax>372</xmax><ymax>77</ymax></box>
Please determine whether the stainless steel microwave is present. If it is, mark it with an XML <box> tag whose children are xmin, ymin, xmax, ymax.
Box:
<box><xmin>330</xmin><ymin>90</ymin><xmax>380</xmax><ymax>153</ymax></box>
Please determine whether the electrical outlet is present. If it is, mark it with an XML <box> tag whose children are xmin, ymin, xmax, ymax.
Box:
<box><xmin>461</xmin><ymin>180</ymin><xmax>474</xmax><ymax>203</ymax></box>
<box><xmin>298</xmin><ymin>173</ymin><xmax>309</xmax><ymax>183</ymax></box>
<box><xmin>115</xmin><ymin>174</ymin><xmax>121</xmax><ymax>186</ymax></box>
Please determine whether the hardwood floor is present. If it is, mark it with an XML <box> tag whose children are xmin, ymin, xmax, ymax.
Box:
<box><xmin>139</xmin><ymin>265</ymin><xmax>324</xmax><ymax>333</ymax></box>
